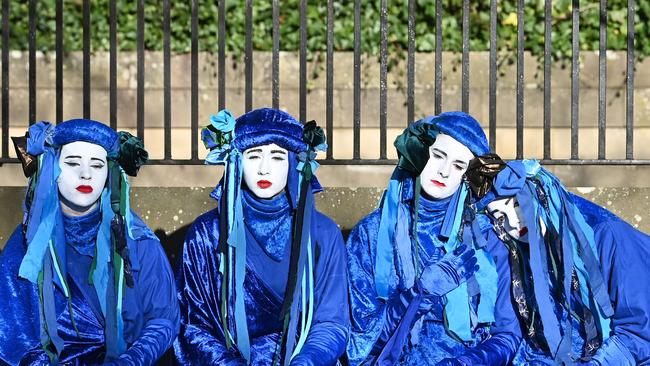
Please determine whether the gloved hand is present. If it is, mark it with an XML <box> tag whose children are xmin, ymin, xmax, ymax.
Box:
<box><xmin>418</xmin><ymin>244</ymin><xmax>479</xmax><ymax>297</ymax></box>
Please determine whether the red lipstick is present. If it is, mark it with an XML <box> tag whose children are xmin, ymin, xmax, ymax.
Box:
<box><xmin>257</xmin><ymin>180</ymin><xmax>272</xmax><ymax>189</ymax></box>
<box><xmin>76</xmin><ymin>185</ymin><xmax>93</xmax><ymax>194</ymax></box>
<box><xmin>519</xmin><ymin>227</ymin><xmax>528</xmax><ymax>236</ymax></box>
<box><xmin>431</xmin><ymin>180</ymin><xmax>446</xmax><ymax>187</ymax></box>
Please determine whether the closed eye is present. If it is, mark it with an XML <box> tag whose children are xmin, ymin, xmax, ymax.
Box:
<box><xmin>64</xmin><ymin>162</ymin><xmax>80</xmax><ymax>167</ymax></box>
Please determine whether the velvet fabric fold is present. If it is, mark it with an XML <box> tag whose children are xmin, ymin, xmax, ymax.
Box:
<box><xmin>0</xmin><ymin>212</ymin><xmax>180</xmax><ymax>366</ymax></box>
<box><xmin>174</xmin><ymin>205</ymin><xmax>350</xmax><ymax>365</ymax></box>
<box><xmin>346</xmin><ymin>194</ymin><xmax>521</xmax><ymax>365</ymax></box>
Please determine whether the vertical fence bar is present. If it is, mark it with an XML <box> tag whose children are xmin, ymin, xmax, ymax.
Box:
<box><xmin>379</xmin><ymin>0</ymin><xmax>388</xmax><ymax>159</ymax></box>
<box><xmin>136</xmin><ymin>0</ymin><xmax>144</xmax><ymax>140</ymax></box>
<box><xmin>461</xmin><ymin>0</ymin><xmax>469</xmax><ymax>113</ymax></box>
<box><xmin>626</xmin><ymin>0</ymin><xmax>634</xmax><ymax>159</ymax></box>
<box><xmin>434</xmin><ymin>0</ymin><xmax>442</xmax><ymax>115</ymax></box>
<box><xmin>163</xmin><ymin>0</ymin><xmax>171</xmax><ymax>160</ymax></box>
<box><xmin>300</xmin><ymin>0</ymin><xmax>307</xmax><ymax>122</ymax></box>
<box><xmin>570</xmin><ymin>0</ymin><xmax>579</xmax><ymax>160</ymax></box>
<box><xmin>272</xmin><ymin>0</ymin><xmax>280</xmax><ymax>109</ymax></box>
<box><xmin>28</xmin><ymin>0</ymin><xmax>36</xmax><ymax>124</ymax></box>
<box><xmin>56</xmin><ymin>0</ymin><xmax>62</xmax><ymax>123</ymax></box>
<box><xmin>543</xmin><ymin>0</ymin><xmax>552</xmax><ymax>160</ymax></box>
<box><xmin>353</xmin><ymin>0</ymin><xmax>360</xmax><ymax>159</ymax></box>
<box><xmin>326</xmin><ymin>0</ymin><xmax>334</xmax><ymax>160</ymax></box>
<box><xmin>191</xmin><ymin>0</ymin><xmax>198</xmax><ymax>160</ymax></box>
<box><xmin>407</xmin><ymin>0</ymin><xmax>415</xmax><ymax>124</ymax></box>
<box><xmin>83</xmin><ymin>0</ymin><xmax>91</xmax><ymax>118</ymax></box>
<box><xmin>109</xmin><ymin>0</ymin><xmax>117</xmax><ymax>129</ymax></box>
<box><xmin>218</xmin><ymin>0</ymin><xmax>226</xmax><ymax>110</ymax></box>
<box><xmin>516</xmin><ymin>0</ymin><xmax>524</xmax><ymax>159</ymax></box>
<box><xmin>598</xmin><ymin>0</ymin><xmax>607</xmax><ymax>159</ymax></box>
<box><xmin>1</xmin><ymin>0</ymin><xmax>8</xmax><ymax>157</ymax></box>
<box><xmin>488</xmin><ymin>0</ymin><xmax>497</xmax><ymax>151</ymax></box>
<box><xmin>244</xmin><ymin>0</ymin><xmax>253</xmax><ymax>112</ymax></box>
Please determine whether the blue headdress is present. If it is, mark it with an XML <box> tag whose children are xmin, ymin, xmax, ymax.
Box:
<box><xmin>12</xmin><ymin>119</ymin><xmax>149</xmax><ymax>363</ymax></box>
<box><xmin>374</xmin><ymin>111</ymin><xmax>499</xmax><ymax>342</ymax></box>
<box><xmin>474</xmin><ymin>160</ymin><xmax>614</xmax><ymax>362</ymax></box>
<box><xmin>202</xmin><ymin>108</ymin><xmax>326</xmax><ymax>365</ymax></box>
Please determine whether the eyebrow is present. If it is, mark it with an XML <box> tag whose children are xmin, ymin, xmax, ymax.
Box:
<box><xmin>63</xmin><ymin>155</ymin><xmax>106</xmax><ymax>163</ymax></box>
<box><xmin>431</xmin><ymin>147</ymin><xmax>447</xmax><ymax>157</ymax></box>
<box><xmin>270</xmin><ymin>150</ymin><xmax>287</xmax><ymax>155</ymax></box>
<box><xmin>245</xmin><ymin>148</ymin><xmax>263</xmax><ymax>154</ymax></box>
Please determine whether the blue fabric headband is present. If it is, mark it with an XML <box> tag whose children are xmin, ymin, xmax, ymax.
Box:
<box><xmin>233</xmin><ymin>108</ymin><xmax>308</xmax><ymax>153</ymax></box>
<box><xmin>51</xmin><ymin>119</ymin><xmax>120</xmax><ymax>155</ymax></box>
<box><xmin>428</xmin><ymin>111</ymin><xmax>490</xmax><ymax>156</ymax></box>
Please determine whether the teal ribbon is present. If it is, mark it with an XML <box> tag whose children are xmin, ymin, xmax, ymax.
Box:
<box><xmin>374</xmin><ymin>178</ymin><xmax>402</xmax><ymax>299</ymax></box>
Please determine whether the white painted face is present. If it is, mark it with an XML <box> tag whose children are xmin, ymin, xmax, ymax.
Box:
<box><xmin>242</xmin><ymin>143</ymin><xmax>289</xmax><ymax>199</ymax></box>
<box><xmin>487</xmin><ymin>197</ymin><xmax>529</xmax><ymax>242</ymax></box>
<box><xmin>419</xmin><ymin>133</ymin><xmax>474</xmax><ymax>199</ymax></box>
<box><xmin>57</xmin><ymin>141</ymin><xmax>108</xmax><ymax>216</ymax></box>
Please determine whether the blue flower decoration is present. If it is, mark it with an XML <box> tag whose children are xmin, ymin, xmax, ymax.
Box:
<box><xmin>26</xmin><ymin>121</ymin><xmax>54</xmax><ymax>156</ymax></box>
<box><xmin>210</xmin><ymin>109</ymin><xmax>236</xmax><ymax>133</ymax></box>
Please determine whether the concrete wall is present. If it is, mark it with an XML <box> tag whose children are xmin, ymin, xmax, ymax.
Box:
<box><xmin>2</xmin><ymin>186</ymin><xmax>648</xmax><ymax>262</ymax></box>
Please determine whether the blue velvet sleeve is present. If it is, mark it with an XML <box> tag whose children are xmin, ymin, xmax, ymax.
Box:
<box><xmin>290</xmin><ymin>213</ymin><xmax>350</xmax><ymax>366</ymax></box>
<box><xmin>110</xmin><ymin>237</ymin><xmax>180</xmax><ymax>366</ymax></box>
<box><xmin>593</xmin><ymin>220</ymin><xmax>650</xmax><ymax>365</ymax></box>
<box><xmin>173</xmin><ymin>210</ymin><xmax>248</xmax><ymax>366</ymax></box>
<box><xmin>346</xmin><ymin>212</ymin><xmax>439</xmax><ymax>365</ymax></box>
<box><xmin>454</xmin><ymin>230</ymin><xmax>521</xmax><ymax>365</ymax></box>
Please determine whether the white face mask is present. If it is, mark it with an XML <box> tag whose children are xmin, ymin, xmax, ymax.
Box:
<box><xmin>419</xmin><ymin>133</ymin><xmax>474</xmax><ymax>199</ymax></box>
<box><xmin>487</xmin><ymin>197</ymin><xmax>530</xmax><ymax>242</ymax></box>
<box><xmin>57</xmin><ymin>141</ymin><xmax>108</xmax><ymax>216</ymax></box>
<box><xmin>242</xmin><ymin>143</ymin><xmax>289</xmax><ymax>199</ymax></box>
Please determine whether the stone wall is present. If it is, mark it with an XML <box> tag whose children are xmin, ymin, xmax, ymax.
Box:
<box><xmin>1</xmin><ymin>187</ymin><xmax>648</xmax><ymax>261</ymax></box>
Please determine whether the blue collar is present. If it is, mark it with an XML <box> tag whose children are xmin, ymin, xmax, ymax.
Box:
<box><xmin>63</xmin><ymin>207</ymin><xmax>101</xmax><ymax>257</ymax></box>
<box><xmin>242</xmin><ymin>189</ymin><xmax>292</xmax><ymax>261</ymax></box>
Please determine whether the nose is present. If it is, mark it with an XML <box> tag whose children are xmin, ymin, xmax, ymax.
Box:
<box><xmin>258</xmin><ymin>154</ymin><xmax>271</xmax><ymax>175</ymax></box>
<box><xmin>80</xmin><ymin>163</ymin><xmax>92</xmax><ymax>180</ymax></box>
<box><xmin>437</xmin><ymin>160</ymin><xmax>451</xmax><ymax>178</ymax></box>
<box><xmin>506</xmin><ymin>214</ymin><xmax>519</xmax><ymax>231</ymax></box>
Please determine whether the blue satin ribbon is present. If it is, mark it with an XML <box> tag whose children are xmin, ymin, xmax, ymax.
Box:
<box><xmin>375</xmin><ymin>178</ymin><xmax>402</xmax><ymax>299</ymax></box>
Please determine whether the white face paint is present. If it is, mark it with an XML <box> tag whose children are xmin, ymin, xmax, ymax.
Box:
<box><xmin>419</xmin><ymin>133</ymin><xmax>474</xmax><ymax>199</ymax></box>
<box><xmin>487</xmin><ymin>197</ymin><xmax>530</xmax><ymax>242</ymax></box>
<box><xmin>242</xmin><ymin>143</ymin><xmax>289</xmax><ymax>199</ymax></box>
<box><xmin>57</xmin><ymin>141</ymin><xmax>108</xmax><ymax>217</ymax></box>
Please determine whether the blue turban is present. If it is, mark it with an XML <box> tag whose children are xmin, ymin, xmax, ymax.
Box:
<box><xmin>233</xmin><ymin>108</ymin><xmax>309</xmax><ymax>153</ymax></box>
<box><xmin>51</xmin><ymin>119</ymin><xmax>120</xmax><ymax>155</ymax></box>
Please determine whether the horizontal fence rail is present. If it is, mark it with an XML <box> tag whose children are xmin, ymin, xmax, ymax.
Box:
<box><xmin>0</xmin><ymin>0</ymin><xmax>648</xmax><ymax>166</ymax></box>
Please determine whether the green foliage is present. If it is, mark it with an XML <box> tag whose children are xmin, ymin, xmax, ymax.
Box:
<box><xmin>1</xmin><ymin>0</ymin><xmax>647</xmax><ymax>63</ymax></box>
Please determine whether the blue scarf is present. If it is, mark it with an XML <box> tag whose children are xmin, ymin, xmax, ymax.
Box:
<box><xmin>63</xmin><ymin>208</ymin><xmax>102</xmax><ymax>257</ymax></box>
<box><xmin>242</xmin><ymin>189</ymin><xmax>292</xmax><ymax>262</ymax></box>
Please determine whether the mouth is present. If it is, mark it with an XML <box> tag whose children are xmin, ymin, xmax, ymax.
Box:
<box><xmin>431</xmin><ymin>180</ymin><xmax>446</xmax><ymax>188</ymax></box>
<box><xmin>76</xmin><ymin>185</ymin><xmax>93</xmax><ymax>194</ymax></box>
<box><xmin>519</xmin><ymin>227</ymin><xmax>528</xmax><ymax>236</ymax></box>
<box><xmin>257</xmin><ymin>180</ymin><xmax>272</xmax><ymax>189</ymax></box>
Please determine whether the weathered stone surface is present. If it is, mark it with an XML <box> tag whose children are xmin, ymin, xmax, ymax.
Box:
<box><xmin>1</xmin><ymin>187</ymin><xmax>648</xmax><ymax>256</ymax></box>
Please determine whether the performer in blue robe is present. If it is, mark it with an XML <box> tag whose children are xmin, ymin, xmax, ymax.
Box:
<box><xmin>476</xmin><ymin>159</ymin><xmax>650</xmax><ymax>365</ymax></box>
<box><xmin>0</xmin><ymin>119</ymin><xmax>179</xmax><ymax>365</ymax></box>
<box><xmin>346</xmin><ymin>112</ymin><xmax>521</xmax><ymax>365</ymax></box>
<box><xmin>174</xmin><ymin>108</ymin><xmax>349</xmax><ymax>365</ymax></box>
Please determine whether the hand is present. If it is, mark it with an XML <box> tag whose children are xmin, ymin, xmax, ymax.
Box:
<box><xmin>418</xmin><ymin>244</ymin><xmax>479</xmax><ymax>297</ymax></box>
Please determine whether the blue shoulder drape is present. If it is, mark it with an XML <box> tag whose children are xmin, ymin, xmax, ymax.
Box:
<box><xmin>0</xmin><ymin>212</ymin><xmax>179</xmax><ymax>366</ymax></box>
<box><xmin>346</xmin><ymin>199</ymin><xmax>520</xmax><ymax>365</ymax></box>
<box><xmin>508</xmin><ymin>196</ymin><xmax>650</xmax><ymax>365</ymax></box>
<box><xmin>174</xmin><ymin>202</ymin><xmax>350</xmax><ymax>366</ymax></box>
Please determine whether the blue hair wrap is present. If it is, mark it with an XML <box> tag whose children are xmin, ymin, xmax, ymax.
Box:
<box><xmin>374</xmin><ymin>112</ymin><xmax>498</xmax><ymax>342</ymax></box>
<box><xmin>479</xmin><ymin>160</ymin><xmax>614</xmax><ymax>360</ymax></box>
<box><xmin>17</xmin><ymin>119</ymin><xmax>141</xmax><ymax>361</ymax></box>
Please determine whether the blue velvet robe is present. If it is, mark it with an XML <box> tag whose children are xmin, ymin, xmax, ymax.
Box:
<box><xmin>174</xmin><ymin>191</ymin><xmax>350</xmax><ymax>365</ymax></box>
<box><xmin>509</xmin><ymin>196</ymin><xmax>650</xmax><ymax>365</ymax></box>
<box><xmin>0</xmin><ymin>209</ymin><xmax>180</xmax><ymax>366</ymax></box>
<box><xmin>346</xmin><ymin>194</ymin><xmax>521</xmax><ymax>365</ymax></box>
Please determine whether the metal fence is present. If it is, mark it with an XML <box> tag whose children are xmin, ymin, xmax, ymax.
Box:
<box><xmin>0</xmin><ymin>0</ymin><xmax>646</xmax><ymax>166</ymax></box>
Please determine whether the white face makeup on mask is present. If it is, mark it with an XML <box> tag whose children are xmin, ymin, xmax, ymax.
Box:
<box><xmin>419</xmin><ymin>133</ymin><xmax>474</xmax><ymax>200</ymax></box>
<box><xmin>242</xmin><ymin>143</ymin><xmax>289</xmax><ymax>199</ymax></box>
<box><xmin>487</xmin><ymin>197</ymin><xmax>530</xmax><ymax>242</ymax></box>
<box><xmin>58</xmin><ymin>141</ymin><xmax>109</xmax><ymax>217</ymax></box>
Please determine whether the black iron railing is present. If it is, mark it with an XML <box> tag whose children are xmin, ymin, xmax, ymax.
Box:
<box><xmin>0</xmin><ymin>0</ymin><xmax>647</xmax><ymax>166</ymax></box>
